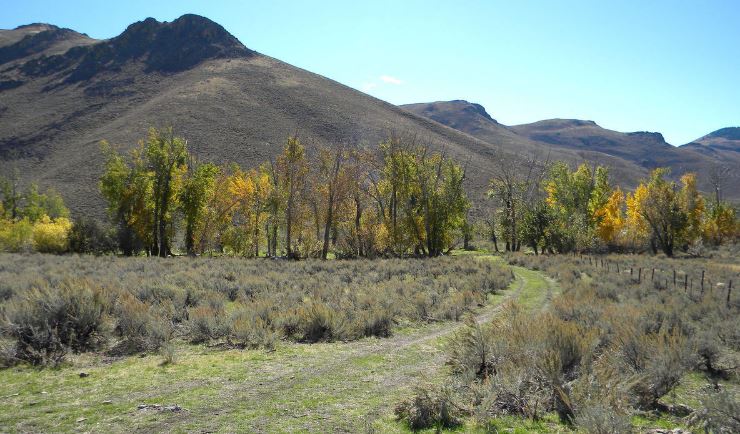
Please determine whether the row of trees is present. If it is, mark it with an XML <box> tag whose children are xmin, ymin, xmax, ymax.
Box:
<box><xmin>2</xmin><ymin>129</ymin><xmax>736</xmax><ymax>258</ymax></box>
<box><xmin>99</xmin><ymin>128</ymin><xmax>470</xmax><ymax>258</ymax></box>
<box><xmin>483</xmin><ymin>155</ymin><xmax>738</xmax><ymax>256</ymax></box>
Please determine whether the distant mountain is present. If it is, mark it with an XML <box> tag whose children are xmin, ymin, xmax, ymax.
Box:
<box><xmin>0</xmin><ymin>15</ymin><xmax>511</xmax><ymax>217</ymax></box>
<box><xmin>400</xmin><ymin>101</ymin><xmax>653</xmax><ymax>192</ymax></box>
<box><xmin>511</xmin><ymin>119</ymin><xmax>685</xmax><ymax>168</ymax></box>
<box><xmin>403</xmin><ymin>101</ymin><xmax>739</xmax><ymax>199</ymax></box>
<box><xmin>682</xmin><ymin>127</ymin><xmax>740</xmax><ymax>154</ymax></box>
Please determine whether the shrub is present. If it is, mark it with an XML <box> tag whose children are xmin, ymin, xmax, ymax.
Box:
<box><xmin>2</xmin><ymin>280</ymin><xmax>109</xmax><ymax>365</ymax></box>
<box><xmin>691</xmin><ymin>388</ymin><xmax>740</xmax><ymax>433</ymax></box>
<box><xmin>297</xmin><ymin>301</ymin><xmax>351</xmax><ymax>342</ymax></box>
<box><xmin>160</xmin><ymin>340</ymin><xmax>177</xmax><ymax>365</ymax></box>
<box><xmin>231</xmin><ymin>317</ymin><xmax>278</xmax><ymax>350</ymax></box>
<box><xmin>447</xmin><ymin>317</ymin><xmax>497</xmax><ymax>379</ymax></box>
<box><xmin>0</xmin><ymin>218</ymin><xmax>33</xmax><ymax>252</ymax></box>
<box><xmin>394</xmin><ymin>386</ymin><xmax>460</xmax><ymax>430</ymax></box>
<box><xmin>574</xmin><ymin>403</ymin><xmax>632</xmax><ymax>434</ymax></box>
<box><xmin>31</xmin><ymin>216</ymin><xmax>72</xmax><ymax>253</ymax></box>
<box><xmin>187</xmin><ymin>305</ymin><xmax>227</xmax><ymax>343</ymax></box>
<box><xmin>627</xmin><ymin>328</ymin><xmax>693</xmax><ymax>409</ymax></box>
<box><xmin>358</xmin><ymin>305</ymin><xmax>393</xmax><ymax>338</ymax></box>
<box><xmin>111</xmin><ymin>293</ymin><xmax>171</xmax><ymax>354</ymax></box>
<box><xmin>68</xmin><ymin>217</ymin><xmax>117</xmax><ymax>255</ymax></box>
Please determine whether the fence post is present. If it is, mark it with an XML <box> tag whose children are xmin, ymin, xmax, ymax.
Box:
<box><xmin>616</xmin><ymin>263</ymin><xmax>620</xmax><ymax>273</ymax></box>
<box><xmin>638</xmin><ymin>268</ymin><xmax>641</xmax><ymax>284</ymax></box>
<box><xmin>673</xmin><ymin>269</ymin><xmax>676</xmax><ymax>289</ymax></box>
<box><xmin>701</xmin><ymin>270</ymin><xmax>705</xmax><ymax>294</ymax></box>
<box><xmin>684</xmin><ymin>274</ymin><xmax>688</xmax><ymax>291</ymax></box>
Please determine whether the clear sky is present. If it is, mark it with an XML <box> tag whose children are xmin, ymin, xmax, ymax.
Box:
<box><xmin>2</xmin><ymin>0</ymin><xmax>739</xmax><ymax>145</ymax></box>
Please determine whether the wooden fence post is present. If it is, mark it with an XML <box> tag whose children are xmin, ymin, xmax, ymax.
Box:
<box><xmin>651</xmin><ymin>268</ymin><xmax>655</xmax><ymax>281</ymax></box>
<box><xmin>684</xmin><ymin>274</ymin><xmax>688</xmax><ymax>291</ymax></box>
<box><xmin>673</xmin><ymin>269</ymin><xmax>677</xmax><ymax>289</ymax></box>
<box><xmin>638</xmin><ymin>268</ymin><xmax>641</xmax><ymax>284</ymax></box>
<box><xmin>701</xmin><ymin>270</ymin><xmax>705</xmax><ymax>294</ymax></box>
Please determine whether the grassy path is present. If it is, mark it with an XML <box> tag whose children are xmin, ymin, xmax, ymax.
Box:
<box><xmin>0</xmin><ymin>257</ymin><xmax>557</xmax><ymax>433</ymax></box>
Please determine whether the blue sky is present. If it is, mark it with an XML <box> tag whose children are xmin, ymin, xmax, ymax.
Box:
<box><xmin>2</xmin><ymin>0</ymin><xmax>739</xmax><ymax>145</ymax></box>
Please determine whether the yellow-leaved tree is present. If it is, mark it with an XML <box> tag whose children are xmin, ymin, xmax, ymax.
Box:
<box><xmin>594</xmin><ymin>187</ymin><xmax>625</xmax><ymax>245</ymax></box>
<box><xmin>679</xmin><ymin>173</ymin><xmax>705</xmax><ymax>244</ymax></box>
<box><xmin>703</xmin><ymin>202</ymin><xmax>737</xmax><ymax>245</ymax></box>
<box><xmin>624</xmin><ymin>183</ymin><xmax>649</xmax><ymax>251</ymax></box>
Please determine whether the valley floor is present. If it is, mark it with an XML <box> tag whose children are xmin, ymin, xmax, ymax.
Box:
<box><xmin>1</xmin><ymin>254</ymin><xmax>734</xmax><ymax>433</ymax></box>
<box><xmin>0</xmin><ymin>258</ymin><xmax>547</xmax><ymax>433</ymax></box>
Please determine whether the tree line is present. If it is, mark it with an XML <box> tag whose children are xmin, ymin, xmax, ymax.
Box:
<box><xmin>483</xmin><ymin>155</ymin><xmax>738</xmax><ymax>256</ymax></box>
<box><xmin>1</xmin><ymin>128</ymin><xmax>737</xmax><ymax>257</ymax></box>
<box><xmin>98</xmin><ymin>128</ymin><xmax>469</xmax><ymax>258</ymax></box>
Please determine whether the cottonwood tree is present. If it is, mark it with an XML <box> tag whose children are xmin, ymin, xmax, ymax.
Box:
<box><xmin>636</xmin><ymin>168</ymin><xmax>687</xmax><ymax>256</ymax></box>
<box><xmin>679</xmin><ymin>173</ymin><xmax>705</xmax><ymax>244</ymax></box>
<box><xmin>226</xmin><ymin>166</ymin><xmax>273</xmax><ymax>256</ymax></box>
<box><xmin>708</xmin><ymin>164</ymin><xmax>731</xmax><ymax>205</ymax></box>
<box><xmin>277</xmin><ymin>136</ymin><xmax>308</xmax><ymax>259</ymax></box>
<box><xmin>315</xmin><ymin>145</ymin><xmax>352</xmax><ymax>259</ymax></box>
<box><xmin>196</xmin><ymin>165</ymin><xmax>241</xmax><ymax>254</ymax></box>
<box><xmin>415</xmin><ymin>149</ymin><xmax>469</xmax><ymax>257</ymax></box>
<box><xmin>100</xmin><ymin>141</ymin><xmax>150</xmax><ymax>256</ymax></box>
<box><xmin>544</xmin><ymin>162</ymin><xmax>611</xmax><ymax>252</ymax></box>
<box><xmin>519</xmin><ymin>200</ymin><xmax>552</xmax><ymax>254</ymax></box>
<box><xmin>179</xmin><ymin>161</ymin><xmax>219</xmax><ymax>255</ymax></box>
<box><xmin>488</xmin><ymin>152</ymin><xmax>547</xmax><ymax>252</ymax></box>
<box><xmin>593</xmin><ymin>187</ymin><xmax>625</xmax><ymax>246</ymax></box>
<box><xmin>145</xmin><ymin>128</ymin><xmax>188</xmax><ymax>257</ymax></box>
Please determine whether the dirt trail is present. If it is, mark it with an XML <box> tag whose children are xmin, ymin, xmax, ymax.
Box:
<box><xmin>140</xmin><ymin>267</ymin><xmax>550</xmax><ymax>433</ymax></box>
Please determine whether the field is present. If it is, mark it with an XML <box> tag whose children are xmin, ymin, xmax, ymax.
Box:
<box><xmin>0</xmin><ymin>250</ymin><xmax>738</xmax><ymax>433</ymax></box>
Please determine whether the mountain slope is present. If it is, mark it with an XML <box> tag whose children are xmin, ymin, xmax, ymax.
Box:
<box><xmin>401</xmin><ymin>101</ymin><xmax>656</xmax><ymax>193</ymax></box>
<box><xmin>403</xmin><ymin>101</ymin><xmax>739</xmax><ymax>199</ymax></box>
<box><xmin>0</xmin><ymin>15</ymin><xmax>511</xmax><ymax>216</ymax></box>
<box><xmin>682</xmin><ymin>127</ymin><xmax>740</xmax><ymax>154</ymax></box>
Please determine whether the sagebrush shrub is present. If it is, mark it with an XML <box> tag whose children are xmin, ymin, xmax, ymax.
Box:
<box><xmin>394</xmin><ymin>386</ymin><xmax>460</xmax><ymax>430</ymax></box>
<box><xmin>692</xmin><ymin>388</ymin><xmax>740</xmax><ymax>433</ymax></box>
<box><xmin>2</xmin><ymin>280</ymin><xmax>109</xmax><ymax>365</ymax></box>
<box><xmin>187</xmin><ymin>305</ymin><xmax>228</xmax><ymax>343</ymax></box>
<box><xmin>574</xmin><ymin>403</ymin><xmax>632</xmax><ymax>434</ymax></box>
<box><xmin>111</xmin><ymin>293</ymin><xmax>171</xmax><ymax>354</ymax></box>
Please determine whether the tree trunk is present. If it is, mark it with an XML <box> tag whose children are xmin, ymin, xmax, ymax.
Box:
<box><xmin>354</xmin><ymin>196</ymin><xmax>363</xmax><ymax>257</ymax></box>
<box><xmin>321</xmin><ymin>190</ymin><xmax>334</xmax><ymax>260</ymax></box>
<box><xmin>286</xmin><ymin>189</ymin><xmax>293</xmax><ymax>259</ymax></box>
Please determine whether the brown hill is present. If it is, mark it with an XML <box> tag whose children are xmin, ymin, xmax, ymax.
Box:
<box><xmin>401</xmin><ymin>101</ymin><xmax>653</xmax><ymax>192</ymax></box>
<box><xmin>682</xmin><ymin>127</ymin><xmax>740</xmax><ymax>154</ymax></box>
<box><xmin>0</xmin><ymin>15</ymin><xmax>515</xmax><ymax>217</ymax></box>
<box><xmin>402</xmin><ymin>101</ymin><xmax>739</xmax><ymax>199</ymax></box>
